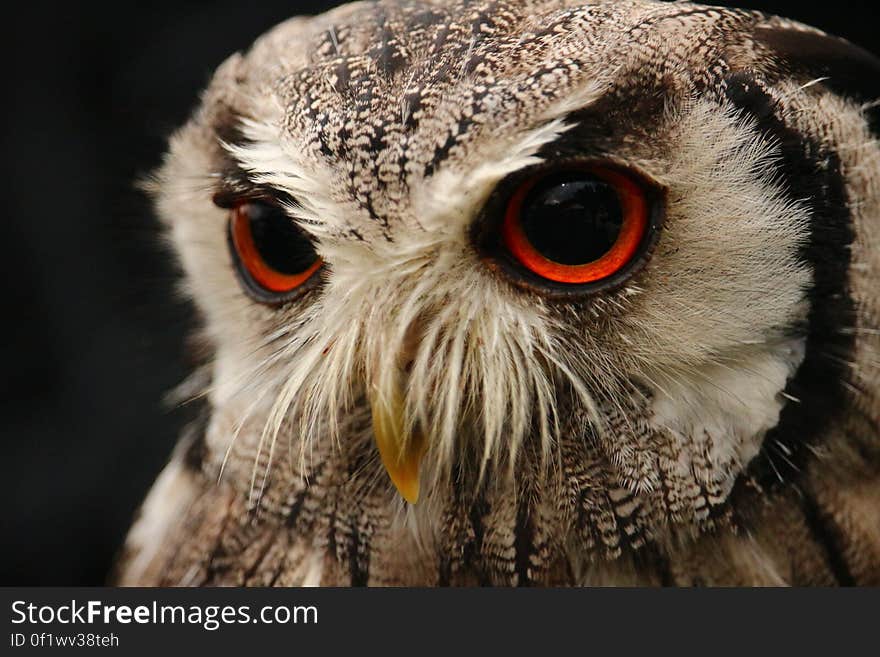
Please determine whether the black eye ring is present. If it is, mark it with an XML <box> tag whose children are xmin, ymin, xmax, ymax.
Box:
<box><xmin>474</xmin><ymin>161</ymin><xmax>665</xmax><ymax>299</ymax></box>
<box><xmin>225</xmin><ymin>199</ymin><xmax>324</xmax><ymax>305</ymax></box>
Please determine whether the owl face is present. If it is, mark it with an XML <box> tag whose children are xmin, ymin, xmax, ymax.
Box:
<box><xmin>155</xmin><ymin>0</ymin><xmax>878</xmax><ymax>530</ymax></box>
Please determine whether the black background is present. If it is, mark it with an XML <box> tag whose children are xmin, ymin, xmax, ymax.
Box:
<box><xmin>0</xmin><ymin>1</ymin><xmax>875</xmax><ymax>585</ymax></box>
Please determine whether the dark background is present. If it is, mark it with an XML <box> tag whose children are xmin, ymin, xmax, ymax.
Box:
<box><xmin>0</xmin><ymin>1</ymin><xmax>875</xmax><ymax>585</ymax></box>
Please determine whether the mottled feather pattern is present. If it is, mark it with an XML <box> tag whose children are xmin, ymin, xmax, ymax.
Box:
<box><xmin>116</xmin><ymin>0</ymin><xmax>880</xmax><ymax>586</ymax></box>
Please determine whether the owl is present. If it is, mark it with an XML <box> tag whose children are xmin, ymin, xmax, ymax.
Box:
<box><xmin>115</xmin><ymin>0</ymin><xmax>880</xmax><ymax>586</ymax></box>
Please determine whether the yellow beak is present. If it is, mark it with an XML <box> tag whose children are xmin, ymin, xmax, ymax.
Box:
<box><xmin>370</xmin><ymin>381</ymin><xmax>427</xmax><ymax>504</ymax></box>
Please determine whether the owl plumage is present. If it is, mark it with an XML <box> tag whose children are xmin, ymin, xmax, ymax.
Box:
<box><xmin>116</xmin><ymin>0</ymin><xmax>880</xmax><ymax>586</ymax></box>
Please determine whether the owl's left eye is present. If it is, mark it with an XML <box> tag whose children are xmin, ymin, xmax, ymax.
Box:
<box><xmin>227</xmin><ymin>200</ymin><xmax>323</xmax><ymax>303</ymax></box>
<box><xmin>484</xmin><ymin>164</ymin><xmax>663</xmax><ymax>295</ymax></box>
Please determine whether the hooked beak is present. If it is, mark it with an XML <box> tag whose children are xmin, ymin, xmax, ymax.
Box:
<box><xmin>369</xmin><ymin>377</ymin><xmax>427</xmax><ymax>504</ymax></box>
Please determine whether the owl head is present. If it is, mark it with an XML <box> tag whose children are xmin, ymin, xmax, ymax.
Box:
<box><xmin>153</xmin><ymin>0</ymin><xmax>879</xmax><ymax>544</ymax></box>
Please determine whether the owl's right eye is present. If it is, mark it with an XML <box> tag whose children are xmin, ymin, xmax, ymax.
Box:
<box><xmin>227</xmin><ymin>201</ymin><xmax>323</xmax><ymax>303</ymax></box>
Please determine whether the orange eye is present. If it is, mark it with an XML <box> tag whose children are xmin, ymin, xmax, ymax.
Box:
<box><xmin>228</xmin><ymin>201</ymin><xmax>323</xmax><ymax>302</ymax></box>
<box><xmin>500</xmin><ymin>166</ymin><xmax>653</xmax><ymax>287</ymax></box>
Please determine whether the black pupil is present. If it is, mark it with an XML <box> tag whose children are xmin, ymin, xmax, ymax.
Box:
<box><xmin>519</xmin><ymin>172</ymin><xmax>623</xmax><ymax>265</ymax></box>
<box><xmin>247</xmin><ymin>202</ymin><xmax>317</xmax><ymax>274</ymax></box>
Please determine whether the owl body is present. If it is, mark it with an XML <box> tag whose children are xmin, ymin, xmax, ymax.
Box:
<box><xmin>118</xmin><ymin>0</ymin><xmax>880</xmax><ymax>586</ymax></box>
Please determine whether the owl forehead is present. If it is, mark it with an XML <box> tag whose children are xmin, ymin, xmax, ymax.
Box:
<box><xmin>221</xmin><ymin>0</ymin><xmax>759</xmax><ymax>238</ymax></box>
<box><xmin>270</xmin><ymin>1</ymin><xmax>618</xmax><ymax>205</ymax></box>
